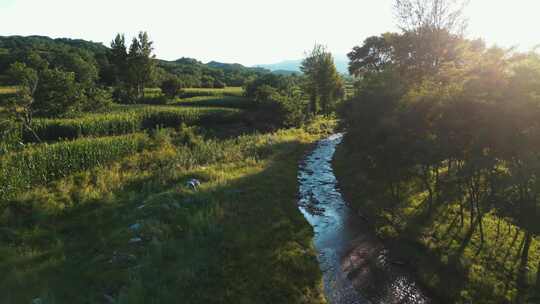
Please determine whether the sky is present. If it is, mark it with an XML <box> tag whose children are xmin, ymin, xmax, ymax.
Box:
<box><xmin>1</xmin><ymin>0</ymin><xmax>540</xmax><ymax>66</ymax></box>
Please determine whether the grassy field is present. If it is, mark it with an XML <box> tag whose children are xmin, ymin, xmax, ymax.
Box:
<box><xmin>173</xmin><ymin>96</ymin><xmax>253</xmax><ymax>109</ymax></box>
<box><xmin>0</xmin><ymin>133</ymin><xmax>151</xmax><ymax>201</ymax></box>
<box><xmin>182</xmin><ymin>87</ymin><xmax>244</xmax><ymax>97</ymax></box>
<box><xmin>0</xmin><ymin>86</ymin><xmax>18</xmax><ymax>95</ymax></box>
<box><xmin>22</xmin><ymin>105</ymin><xmax>242</xmax><ymax>143</ymax></box>
<box><xmin>0</xmin><ymin>120</ymin><xmax>334</xmax><ymax>303</ymax></box>
<box><xmin>333</xmin><ymin>143</ymin><xmax>540</xmax><ymax>303</ymax></box>
<box><xmin>0</xmin><ymin>83</ymin><xmax>335</xmax><ymax>303</ymax></box>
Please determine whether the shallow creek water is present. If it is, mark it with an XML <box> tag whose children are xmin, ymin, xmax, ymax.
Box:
<box><xmin>297</xmin><ymin>134</ymin><xmax>429</xmax><ymax>304</ymax></box>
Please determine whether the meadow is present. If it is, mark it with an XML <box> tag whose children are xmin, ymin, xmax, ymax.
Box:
<box><xmin>0</xmin><ymin>84</ymin><xmax>335</xmax><ymax>303</ymax></box>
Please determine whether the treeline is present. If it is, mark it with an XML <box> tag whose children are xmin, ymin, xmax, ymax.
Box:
<box><xmin>0</xmin><ymin>32</ymin><xmax>273</xmax><ymax>146</ymax></box>
<box><xmin>0</xmin><ymin>35</ymin><xmax>268</xmax><ymax>90</ymax></box>
<box><xmin>339</xmin><ymin>0</ymin><xmax>540</xmax><ymax>302</ymax></box>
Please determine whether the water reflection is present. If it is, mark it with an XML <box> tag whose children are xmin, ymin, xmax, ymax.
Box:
<box><xmin>298</xmin><ymin>134</ymin><xmax>429</xmax><ymax>304</ymax></box>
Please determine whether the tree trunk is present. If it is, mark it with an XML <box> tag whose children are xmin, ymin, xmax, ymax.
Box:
<box><xmin>459</xmin><ymin>199</ymin><xmax>464</xmax><ymax>228</ymax></box>
<box><xmin>421</xmin><ymin>165</ymin><xmax>433</xmax><ymax>212</ymax></box>
<box><xmin>516</xmin><ymin>232</ymin><xmax>532</xmax><ymax>304</ymax></box>
<box><xmin>310</xmin><ymin>94</ymin><xmax>318</xmax><ymax>115</ymax></box>
<box><xmin>476</xmin><ymin>200</ymin><xmax>484</xmax><ymax>254</ymax></box>
<box><xmin>495</xmin><ymin>217</ymin><xmax>501</xmax><ymax>245</ymax></box>
<box><xmin>535</xmin><ymin>258</ymin><xmax>540</xmax><ymax>290</ymax></box>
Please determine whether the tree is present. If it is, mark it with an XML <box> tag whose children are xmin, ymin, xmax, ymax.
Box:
<box><xmin>126</xmin><ymin>31</ymin><xmax>156</xmax><ymax>99</ymax></box>
<box><xmin>110</xmin><ymin>33</ymin><xmax>128</xmax><ymax>84</ymax></box>
<box><xmin>200</xmin><ymin>75</ymin><xmax>214</xmax><ymax>88</ymax></box>
<box><xmin>160</xmin><ymin>76</ymin><xmax>183</xmax><ymax>99</ymax></box>
<box><xmin>5</xmin><ymin>62</ymin><xmax>40</xmax><ymax>141</ymax></box>
<box><xmin>300</xmin><ymin>44</ymin><xmax>343</xmax><ymax>114</ymax></box>
<box><xmin>33</xmin><ymin>68</ymin><xmax>83</xmax><ymax>117</ymax></box>
<box><xmin>393</xmin><ymin>0</ymin><xmax>469</xmax><ymax>33</ymax></box>
<box><xmin>392</xmin><ymin>0</ymin><xmax>469</xmax><ymax>82</ymax></box>
<box><xmin>348</xmin><ymin>34</ymin><xmax>396</xmax><ymax>76</ymax></box>
<box><xmin>55</xmin><ymin>50</ymin><xmax>99</xmax><ymax>88</ymax></box>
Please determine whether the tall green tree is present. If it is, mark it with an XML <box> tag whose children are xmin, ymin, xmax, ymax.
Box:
<box><xmin>110</xmin><ymin>33</ymin><xmax>128</xmax><ymax>84</ymax></box>
<box><xmin>5</xmin><ymin>62</ymin><xmax>40</xmax><ymax>141</ymax></box>
<box><xmin>126</xmin><ymin>31</ymin><xmax>156</xmax><ymax>99</ymax></box>
<box><xmin>300</xmin><ymin>44</ymin><xmax>343</xmax><ymax>114</ymax></box>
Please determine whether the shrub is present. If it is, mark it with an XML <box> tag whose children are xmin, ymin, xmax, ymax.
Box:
<box><xmin>213</xmin><ymin>80</ymin><xmax>226</xmax><ymax>89</ymax></box>
<box><xmin>81</xmin><ymin>87</ymin><xmax>113</xmax><ymax>112</ymax></box>
<box><xmin>113</xmin><ymin>86</ymin><xmax>138</xmax><ymax>104</ymax></box>
<box><xmin>160</xmin><ymin>77</ymin><xmax>183</xmax><ymax>99</ymax></box>
<box><xmin>249</xmin><ymin>86</ymin><xmax>309</xmax><ymax>128</ymax></box>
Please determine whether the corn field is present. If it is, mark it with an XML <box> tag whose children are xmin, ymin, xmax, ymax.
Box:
<box><xmin>21</xmin><ymin>106</ymin><xmax>241</xmax><ymax>142</ymax></box>
<box><xmin>0</xmin><ymin>133</ymin><xmax>150</xmax><ymax>201</ymax></box>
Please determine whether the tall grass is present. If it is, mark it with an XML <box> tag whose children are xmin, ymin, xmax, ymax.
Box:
<box><xmin>0</xmin><ymin>86</ymin><xmax>18</xmax><ymax>95</ymax></box>
<box><xmin>0</xmin><ymin>123</ymin><xmax>331</xmax><ymax>303</ymax></box>
<box><xmin>174</xmin><ymin>96</ymin><xmax>254</xmax><ymax>109</ymax></box>
<box><xmin>181</xmin><ymin>87</ymin><xmax>244</xmax><ymax>98</ymax></box>
<box><xmin>0</xmin><ymin>133</ymin><xmax>150</xmax><ymax>201</ymax></box>
<box><xmin>21</xmin><ymin>106</ymin><xmax>241</xmax><ymax>142</ymax></box>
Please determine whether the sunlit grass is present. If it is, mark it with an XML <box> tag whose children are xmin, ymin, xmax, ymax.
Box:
<box><xmin>0</xmin><ymin>121</ymin><xmax>335</xmax><ymax>303</ymax></box>
<box><xmin>333</xmin><ymin>145</ymin><xmax>540</xmax><ymax>303</ymax></box>
<box><xmin>183</xmin><ymin>86</ymin><xmax>243</xmax><ymax>97</ymax></box>
<box><xmin>0</xmin><ymin>86</ymin><xmax>18</xmax><ymax>94</ymax></box>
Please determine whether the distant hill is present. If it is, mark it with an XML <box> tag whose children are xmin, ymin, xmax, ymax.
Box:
<box><xmin>206</xmin><ymin>60</ymin><xmax>268</xmax><ymax>73</ymax></box>
<box><xmin>0</xmin><ymin>35</ymin><xmax>270</xmax><ymax>88</ymax></box>
<box><xmin>157</xmin><ymin>57</ymin><xmax>270</xmax><ymax>87</ymax></box>
<box><xmin>254</xmin><ymin>54</ymin><xmax>350</xmax><ymax>75</ymax></box>
<box><xmin>0</xmin><ymin>35</ymin><xmax>109</xmax><ymax>55</ymax></box>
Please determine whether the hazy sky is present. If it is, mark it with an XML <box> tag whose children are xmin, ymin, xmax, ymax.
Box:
<box><xmin>1</xmin><ymin>0</ymin><xmax>539</xmax><ymax>65</ymax></box>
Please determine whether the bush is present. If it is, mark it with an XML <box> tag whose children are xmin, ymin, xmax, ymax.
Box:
<box><xmin>213</xmin><ymin>79</ymin><xmax>226</xmax><ymax>89</ymax></box>
<box><xmin>113</xmin><ymin>86</ymin><xmax>138</xmax><ymax>104</ymax></box>
<box><xmin>201</xmin><ymin>76</ymin><xmax>214</xmax><ymax>88</ymax></box>
<box><xmin>244</xmin><ymin>74</ymin><xmax>292</xmax><ymax>99</ymax></box>
<box><xmin>160</xmin><ymin>77</ymin><xmax>183</xmax><ymax>99</ymax></box>
<box><xmin>249</xmin><ymin>86</ymin><xmax>309</xmax><ymax>128</ymax></box>
<box><xmin>81</xmin><ymin>87</ymin><xmax>113</xmax><ymax>111</ymax></box>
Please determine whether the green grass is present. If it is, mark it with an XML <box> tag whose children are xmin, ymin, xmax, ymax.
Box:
<box><xmin>0</xmin><ymin>122</ymin><xmax>334</xmax><ymax>303</ymax></box>
<box><xmin>142</xmin><ymin>87</ymin><xmax>244</xmax><ymax>99</ymax></box>
<box><xmin>333</xmin><ymin>143</ymin><xmax>540</xmax><ymax>303</ymax></box>
<box><xmin>0</xmin><ymin>86</ymin><xmax>18</xmax><ymax>105</ymax></box>
<box><xmin>173</xmin><ymin>96</ymin><xmax>254</xmax><ymax>109</ymax></box>
<box><xmin>0</xmin><ymin>86</ymin><xmax>18</xmax><ymax>94</ymax></box>
<box><xmin>20</xmin><ymin>105</ymin><xmax>242</xmax><ymax>143</ymax></box>
<box><xmin>0</xmin><ymin>133</ymin><xmax>150</xmax><ymax>201</ymax></box>
<box><xmin>182</xmin><ymin>87</ymin><xmax>244</xmax><ymax>97</ymax></box>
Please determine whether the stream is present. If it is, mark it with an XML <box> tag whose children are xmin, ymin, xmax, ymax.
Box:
<box><xmin>297</xmin><ymin>134</ymin><xmax>429</xmax><ymax>304</ymax></box>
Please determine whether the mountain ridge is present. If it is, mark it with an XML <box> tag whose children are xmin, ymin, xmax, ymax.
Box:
<box><xmin>254</xmin><ymin>54</ymin><xmax>350</xmax><ymax>75</ymax></box>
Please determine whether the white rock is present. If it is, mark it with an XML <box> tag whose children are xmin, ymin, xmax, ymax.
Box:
<box><xmin>129</xmin><ymin>223</ymin><xmax>141</xmax><ymax>231</ymax></box>
<box><xmin>186</xmin><ymin>178</ymin><xmax>201</xmax><ymax>190</ymax></box>
<box><xmin>129</xmin><ymin>237</ymin><xmax>142</xmax><ymax>244</ymax></box>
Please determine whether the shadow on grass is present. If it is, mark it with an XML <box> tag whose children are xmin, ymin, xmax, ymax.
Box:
<box><xmin>175</xmin><ymin>96</ymin><xmax>255</xmax><ymax>110</ymax></box>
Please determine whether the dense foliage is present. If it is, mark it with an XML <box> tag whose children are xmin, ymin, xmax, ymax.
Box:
<box><xmin>338</xmin><ymin>1</ymin><xmax>540</xmax><ymax>302</ymax></box>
